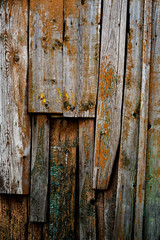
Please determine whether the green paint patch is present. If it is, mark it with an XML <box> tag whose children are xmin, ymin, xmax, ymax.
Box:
<box><xmin>64</xmin><ymin>101</ymin><xmax>75</xmax><ymax>111</ymax></box>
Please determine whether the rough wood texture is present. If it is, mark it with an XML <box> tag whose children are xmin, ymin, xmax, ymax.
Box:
<box><xmin>30</xmin><ymin>115</ymin><xmax>50</xmax><ymax>222</ymax></box>
<box><xmin>96</xmin><ymin>191</ymin><xmax>104</xmax><ymax>240</ymax></box>
<box><xmin>144</xmin><ymin>0</ymin><xmax>160</xmax><ymax>239</ymax></box>
<box><xmin>49</xmin><ymin>119</ymin><xmax>78</xmax><ymax>239</ymax></box>
<box><xmin>29</xmin><ymin>0</ymin><xmax>63</xmax><ymax>113</ymax></box>
<box><xmin>113</xmin><ymin>0</ymin><xmax>144</xmax><ymax>238</ymax></box>
<box><xmin>93</xmin><ymin>0</ymin><xmax>128</xmax><ymax>189</ymax></box>
<box><xmin>79</xmin><ymin>119</ymin><xmax>96</xmax><ymax>240</ymax></box>
<box><xmin>63</xmin><ymin>0</ymin><xmax>100</xmax><ymax>117</ymax></box>
<box><xmin>0</xmin><ymin>0</ymin><xmax>30</xmax><ymax>194</ymax></box>
<box><xmin>0</xmin><ymin>195</ymin><xmax>27</xmax><ymax>239</ymax></box>
<box><xmin>134</xmin><ymin>0</ymin><xmax>152</xmax><ymax>239</ymax></box>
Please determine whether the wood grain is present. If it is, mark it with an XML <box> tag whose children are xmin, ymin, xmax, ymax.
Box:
<box><xmin>144</xmin><ymin>0</ymin><xmax>160</xmax><ymax>238</ymax></box>
<box><xmin>0</xmin><ymin>195</ymin><xmax>27</xmax><ymax>239</ymax></box>
<box><xmin>30</xmin><ymin>115</ymin><xmax>50</xmax><ymax>222</ymax></box>
<box><xmin>29</xmin><ymin>0</ymin><xmax>63</xmax><ymax>113</ymax></box>
<box><xmin>63</xmin><ymin>0</ymin><xmax>100</xmax><ymax>117</ymax></box>
<box><xmin>134</xmin><ymin>0</ymin><xmax>152</xmax><ymax>239</ymax></box>
<box><xmin>49</xmin><ymin>119</ymin><xmax>78</xmax><ymax>239</ymax></box>
<box><xmin>0</xmin><ymin>0</ymin><xmax>30</xmax><ymax>194</ymax></box>
<box><xmin>113</xmin><ymin>0</ymin><xmax>144</xmax><ymax>238</ymax></box>
<box><xmin>93</xmin><ymin>0</ymin><xmax>128</xmax><ymax>189</ymax></box>
<box><xmin>79</xmin><ymin>119</ymin><xmax>96</xmax><ymax>240</ymax></box>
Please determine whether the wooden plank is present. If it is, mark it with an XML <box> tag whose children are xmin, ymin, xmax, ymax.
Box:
<box><xmin>29</xmin><ymin>0</ymin><xmax>63</xmax><ymax>113</ymax></box>
<box><xmin>113</xmin><ymin>0</ymin><xmax>144</xmax><ymax>238</ymax></box>
<box><xmin>134</xmin><ymin>0</ymin><xmax>152</xmax><ymax>239</ymax></box>
<box><xmin>93</xmin><ymin>0</ymin><xmax>128</xmax><ymax>189</ymax></box>
<box><xmin>144</xmin><ymin>0</ymin><xmax>160</xmax><ymax>238</ymax></box>
<box><xmin>30</xmin><ymin>115</ymin><xmax>50</xmax><ymax>222</ymax></box>
<box><xmin>0</xmin><ymin>0</ymin><xmax>30</xmax><ymax>194</ymax></box>
<box><xmin>63</xmin><ymin>0</ymin><xmax>101</xmax><ymax>117</ymax></box>
<box><xmin>0</xmin><ymin>195</ymin><xmax>27</xmax><ymax>239</ymax></box>
<box><xmin>79</xmin><ymin>119</ymin><xmax>96</xmax><ymax>240</ymax></box>
<box><xmin>96</xmin><ymin>191</ymin><xmax>104</xmax><ymax>240</ymax></box>
<box><xmin>49</xmin><ymin>119</ymin><xmax>78</xmax><ymax>239</ymax></box>
<box><xmin>104</xmin><ymin>155</ymin><xmax>118</xmax><ymax>240</ymax></box>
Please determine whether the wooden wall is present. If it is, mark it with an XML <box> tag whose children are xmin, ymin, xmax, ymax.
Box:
<box><xmin>0</xmin><ymin>0</ymin><xmax>160</xmax><ymax>239</ymax></box>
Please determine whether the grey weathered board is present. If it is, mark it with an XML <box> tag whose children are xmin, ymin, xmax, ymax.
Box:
<box><xmin>144</xmin><ymin>0</ymin><xmax>160</xmax><ymax>239</ymax></box>
<box><xmin>0</xmin><ymin>0</ymin><xmax>30</xmax><ymax>194</ymax></box>
<box><xmin>134</xmin><ymin>0</ymin><xmax>152</xmax><ymax>239</ymax></box>
<box><xmin>63</xmin><ymin>0</ymin><xmax>101</xmax><ymax>117</ymax></box>
<box><xmin>113</xmin><ymin>0</ymin><xmax>144</xmax><ymax>238</ymax></box>
<box><xmin>79</xmin><ymin>119</ymin><xmax>96</xmax><ymax>240</ymax></box>
<box><xmin>93</xmin><ymin>0</ymin><xmax>128</xmax><ymax>189</ymax></box>
<box><xmin>49</xmin><ymin>119</ymin><xmax>78</xmax><ymax>239</ymax></box>
<box><xmin>30</xmin><ymin>115</ymin><xmax>50</xmax><ymax>222</ymax></box>
<box><xmin>29</xmin><ymin>0</ymin><xmax>63</xmax><ymax>113</ymax></box>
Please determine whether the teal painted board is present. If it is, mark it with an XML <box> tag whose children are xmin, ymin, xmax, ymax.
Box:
<box><xmin>49</xmin><ymin>119</ymin><xmax>78</xmax><ymax>239</ymax></box>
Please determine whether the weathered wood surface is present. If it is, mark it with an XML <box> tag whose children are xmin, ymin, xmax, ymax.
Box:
<box><xmin>49</xmin><ymin>119</ymin><xmax>78</xmax><ymax>239</ymax></box>
<box><xmin>29</xmin><ymin>0</ymin><xmax>63</xmax><ymax>113</ymax></box>
<box><xmin>93</xmin><ymin>0</ymin><xmax>128</xmax><ymax>189</ymax></box>
<box><xmin>104</xmin><ymin>154</ymin><xmax>118</xmax><ymax>240</ymax></box>
<box><xmin>79</xmin><ymin>119</ymin><xmax>96</xmax><ymax>240</ymax></box>
<box><xmin>30</xmin><ymin>115</ymin><xmax>50</xmax><ymax>222</ymax></box>
<box><xmin>63</xmin><ymin>0</ymin><xmax>101</xmax><ymax>117</ymax></box>
<box><xmin>0</xmin><ymin>195</ymin><xmax>27</xmax><ymax>239</ymax></box>
<box><xmin>0</xmin><ymin>0</ymin><xmax>30</xmax><ymax>194</ymax></box>
<box><xmin>113</xmin><ymin>0</ymin><xmax>144</xmax><ymax>238</ymax></box>
<box><xmin>134</xmin><ymin>0</ymin><xmax>152</xmax><ymax>239</ymax></box>
<box><xmin>144</xmin><ymin>0</ymin><xmax>160</xmax><ymax>238</ymax></box>
<box><xmin>96</xmin><ymin>191</ymin><xmax>105</xmax><ymax>240</ymax></box>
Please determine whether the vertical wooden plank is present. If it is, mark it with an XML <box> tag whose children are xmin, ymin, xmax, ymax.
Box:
<box><xmin>29</xmin><ymin>0</ymin><xmax>63</xmax><ymax>113</ymax></box>
<box><xmin>30</xmin><ymin>115</ymin><xmax>50</xmax><ymax>222</ymax></box>
<box><xmin>79</xmin><ymin>119</ymin><xmax>96</xmax><ymax>240</ymax></box>
<box><xmin>0</xmin><ymin>195</ymin><xmax>27</xmax><ymax>239</ymax></box>
<box><xmin>63</xmin><ymin>0</ymin><xmax>101</xmax><ymax>117</ymax></box>
<box><xmin>113</xmin><ymin>0</ymin><xmax>144</xmax><ymax>238</ymax></box>
<box><xmin>93</xmin><ymin>0</ymin><xmax>128</xmax><ymax>189</ymax></box>
<box><xmin>144</xmin><ymin>0</ymin><xmax>160</xmax><ymax>238</ymax></box>
<box><xmin>104</xmin><ymin>157</ymin><xmax>118</xmax><ymax>240</ymax></box>
<box><xmin>96</xmin><ymin>191</ymin><xmax>104</xmax><ymax>240</ymax></box>
<box><xmin>134</xmin><ymin>0</ymin><xmax>152</xmax><ymax>239</ymax></box>
<box><xmin>0</xmin><ymin>0</ymin><xmax>30</xmax><ymax>194</ymax></box>
<box><xmin>49</xmin><ymin>119</ymin><xmax>78</xmax><ymax>239</ymax></box>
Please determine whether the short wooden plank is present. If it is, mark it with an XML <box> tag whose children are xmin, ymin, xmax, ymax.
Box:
<box><xmin>79</xmin><ymin>119</ymin><xmax>96</xmax><ymax>240</ymax></box>
<box><xmin>29</xmin><ymin>0</ymin><xmax>63</xmax><ymax>113</ymax></box>
<box><xmin>104</xmin><ymin>157</ymin><xmax>118</xmax><ymax>240</ymax></box>
<box><xmin>93</xmin><ymin>0</ymin><xmax>128</xmax><ymax>189</ymax></box>
<box><xmin>134</xmin><ymin>0</ymin><xmax>152</xmax><ymax>239</ymax></box>
<box><xmin>30</xmin><ymin>115</ymin><xmax>50</xmax><ymax>222</ymax></box>
<box><xmin>49</xmin><ymin>119</ymin><xmax>78</xmax><ymax>239</ymax></box>
<box><xmin>144</xmin><ymin>0</ymin><xmax>160</xmax><ymax>238</ymax></box>
<box><xmin>0</xmin><ymin>0</ymin><xmax>30</xmax><ymax>194</ymax></box>
<box><xmin>96</xmin><ymin>191</ymin><xmax>104</xmax><ymax>240</ymax></box>
<box><xmin>0</xmin><ymin>195</ymin><xmax>27</xmax><ymax>239</ymax></box>
<box><xmin>63</xmin><ymin>0</ymin><xmax>101</xmax><ymax>117</ymax></box>
<box><xmin>113</xmin><ymin>0</ymin><xmax>144</xmax><ymax>238</ymax></box>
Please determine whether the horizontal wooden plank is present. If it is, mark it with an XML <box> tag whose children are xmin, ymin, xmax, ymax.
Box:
<box><xmin>113</xmin><ymin>0</ymin><xmax>144</xmax><ymax>238</ymax></box>
<box><xmin>93</xmin><ymin>0</ymin><xmax>128</xmax><ymax>189</ymax></box>
<box><xmin>29</xmin><ymin>0</ymin><xmax>63</xmax><ymax>113</ymax></box>
<box><xmin>0</xmin><ymin>0</ymin><xmax>30</xmax><ymax>194</ymax></box>
<box><xmin>79</xmin><ymin>119</ymin><xmax>96</xmax><ymax>240</ymax></box>
<box><xmin>49</xmin><ymin>119</ymin><xmax>78</xmax><ymax>239</ymax></box>
<box><xmin>30</xmin><ymin>115</ymin><xmax>50</xmax><ymax>222</ymax></box>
